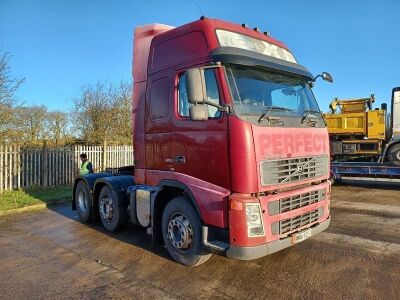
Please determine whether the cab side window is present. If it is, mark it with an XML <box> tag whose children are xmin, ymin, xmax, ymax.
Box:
<box><xmin>178</xmin><ymin>69</ymin><xmax>221</xmax><ymax>118</ymax></box>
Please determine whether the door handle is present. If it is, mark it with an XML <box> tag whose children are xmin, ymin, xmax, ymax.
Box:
<box><xmin>174</xmin><ymin>156</ymin><xmax>185</xmax><ymax>164</ymax></box>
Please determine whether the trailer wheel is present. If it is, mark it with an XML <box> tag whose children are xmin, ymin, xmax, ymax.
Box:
<box><xmin>162</xmin><ymin>197</ymin><xmax>211</xmax><ymax>266</ymax></box>
<box><xmin>75</xmin><ymin>180</ymin><xmax>91</xmax><ymax>222</ymax></box>
<box><xmin>387</xmin><ymin>144</ymin><xmax>400</xmax><ymax>165</ymax></box>
<box><xmin>98</xmin><ymin>185</ymin><xmax>127</xmax><ymax>232</ymax></box>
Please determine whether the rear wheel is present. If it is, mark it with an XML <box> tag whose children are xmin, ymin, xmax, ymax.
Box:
<box><xmin>387</xmin><ymin>144</ymin><xmax>400</xmax><ymax>165</ymax></box>
<box><xmin>75</xmin><ymin>181</ymin><xmax>91</xmax><ymax>222</ymax></box>
<box><xmin>162</xmin><ymin>197</ymin><xmax>211</xmax><ymax>267</ymax></box>
<box><xmin>98</xmin><ymin>185</ymin><xmax>128</xmax><ymax>232</ymax></box>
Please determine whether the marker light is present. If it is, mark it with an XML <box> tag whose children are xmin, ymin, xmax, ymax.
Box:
<box><xmin>216</xmin><ymin>29</ymin><xmax>297</xmax><ymax>64</ymax></box>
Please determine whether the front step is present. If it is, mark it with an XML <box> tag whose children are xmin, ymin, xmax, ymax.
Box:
<box><xmin>204</xmin><ymin>240</ymin><xmax>229</xmax><ymax>253</ymax></box>
<box><xmin>202</xmin><ymin>226</ymin><xmax>229</xmax><ymax>253</ymax></box>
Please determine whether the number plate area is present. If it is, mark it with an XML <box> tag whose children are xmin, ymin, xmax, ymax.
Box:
<box><xmin>291</xmin><ymin>228</ymin><xmax>312</xmax><ymax>244</ymax></box>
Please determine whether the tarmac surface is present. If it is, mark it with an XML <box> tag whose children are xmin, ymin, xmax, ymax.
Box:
<box><xmin>0</xmin><ymin>182</ymin><xmax>399</xmax><ymax>299</ymax></box>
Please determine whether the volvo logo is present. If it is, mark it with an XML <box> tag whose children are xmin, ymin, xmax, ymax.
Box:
<box><xmin>296</xmin><ymin>165</ymin><xmax>303</xmax><ymax>173</ymax></box>
<box><xmin>280</xmin><ymin>157</ymin><xmax>316</xmax><ymax>184</ymax></box>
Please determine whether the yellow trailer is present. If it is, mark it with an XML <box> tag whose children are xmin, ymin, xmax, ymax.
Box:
<box><xmin>324</xmin><ymin>88</ymin><xmax>400</xmax><ymax>164</ymax></box>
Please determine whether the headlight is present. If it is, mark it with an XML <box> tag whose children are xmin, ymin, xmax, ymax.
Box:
<box><xmin>245</xmin><ymin>203</ymin><xmax>265</xmax><ymax>237</ymax></box>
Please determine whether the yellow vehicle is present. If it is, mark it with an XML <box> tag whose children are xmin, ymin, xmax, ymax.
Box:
<box><xmin>324</xmin><ymin>87</ymin><xmax>400</xmax><ymax>165</ymax></box>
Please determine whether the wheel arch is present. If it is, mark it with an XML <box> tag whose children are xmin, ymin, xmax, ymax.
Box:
<box><xmin>151</xmin><ymin>180</ymin><xmax>203</xmax><ymax>244</ymax></box>
<box><xmin>156</xmin><ymin>180</ymin><xmax>202</xmax><ymax>220</ymax></box>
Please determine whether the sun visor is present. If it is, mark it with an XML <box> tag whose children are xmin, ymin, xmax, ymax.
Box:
<box><xmin>211</xmin><ymin>47</ymin><xmax>314</xmax><ymax>80</ymax></box>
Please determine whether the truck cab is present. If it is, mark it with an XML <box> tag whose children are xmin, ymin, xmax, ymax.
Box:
<box><xmin>73</xmin><ymin>18</ymin><xmax>332</xmax><ymax>266</ymax></box>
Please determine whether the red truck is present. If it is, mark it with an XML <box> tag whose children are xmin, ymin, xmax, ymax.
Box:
<box><xmin>73</xmin><ymin>17</ymin><xmax>333</xmax><ymax>266</ymax></box>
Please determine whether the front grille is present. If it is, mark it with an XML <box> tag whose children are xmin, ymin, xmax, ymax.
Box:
<box><xmin>260</xmin><ymin>155</ymin><xmax>329</xmax><ymax>186</ymax></box>
<box><xmin>268</xmin><ymin>189</ymin><xmax>325</xmax><ymax>215</ymax></box>
<box><xmin>271</xmin><ymin>208</ymin><xmax>323</xmax><ymax>235</ymax></box>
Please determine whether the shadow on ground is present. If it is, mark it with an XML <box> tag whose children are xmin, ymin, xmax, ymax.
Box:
<box><xmin>47</xmin><ymin>203</ymin><xmax>173</xmax><ymax>262</ymax></box>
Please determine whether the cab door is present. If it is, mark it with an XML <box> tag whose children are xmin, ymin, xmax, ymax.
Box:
<box><xmin>169</xmin><ymin>67</ymin><xmax>230</xmax><ymax>189</ymax></box>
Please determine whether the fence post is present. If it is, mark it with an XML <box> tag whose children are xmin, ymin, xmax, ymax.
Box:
<box><xmin>0</xmin><ymin>145</ymin><xmax>3</xmax><ymax>193</ymax></box>
<box><xmin>4</xmin><ymin>145</ymin><xmax>8</xmax><ymax>191</ymax></box>
<box><xmin>17</xmin><ymin>145</ymin><xmax>21</xmax><ymax>189</ymax></box>
<box><xmin>102</xmin><ymin>140</ymin><xmax>107</xmax><ymax>172</ymax></box>
<box><xmin>74</xmin><ymin>145</ymin><xmax>79</xmax><ymax>177</ymax></box>
<box><xmin>42</xmin><ymin>141</ymin><xmax>48</xmax><ymax>187</ymax></box>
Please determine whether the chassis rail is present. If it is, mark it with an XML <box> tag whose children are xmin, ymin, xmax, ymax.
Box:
<box><xmin>331</xmin><ymin>162</ymin><xmax>400</xmax><ymax>181</ymax></box>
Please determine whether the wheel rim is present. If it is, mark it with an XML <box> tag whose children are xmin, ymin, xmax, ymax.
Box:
<box><xmin>77</xmin><ymin>190</ymin><xmax>87</xmax><ymax>213</ymax></box>
<box><xmin>99</xmin><ymin>194</ymin><xmax>114</xmax><ymax>222</ymax></box>
<box><xmin>167</xmin><ymin>213</ymin><xmax>193</xmax><ymax>251</ymax></box>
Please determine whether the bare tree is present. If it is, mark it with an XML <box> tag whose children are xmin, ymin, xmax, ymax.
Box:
<box><xmin>0</xmin><ymin>50</ymin><xmax>25</xmax><ymax>143</ymax></box>
<box><xmin>15</xmin><ymin>105</ymin><xmax>48</xmax><ymax>145</ymax></box>
<box><xmin>72</xmin><ymin>81</ymin><xmax>132</xmax><ymax>145</ymax></box>
<box><xmin>46</xmin><ymin>110</ymin><xmax>69</xmax><ymax>146</ymax></box>
<box><xmin>109</xmin><ymin>81</ymin><xmax>132</xmax><ymax>144</ymax></box>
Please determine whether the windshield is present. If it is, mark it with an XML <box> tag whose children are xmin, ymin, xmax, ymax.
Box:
<box><xmin>226</xmin><ymin>64</ymin><xmax>320</xmax><ymax>118</ymax></box>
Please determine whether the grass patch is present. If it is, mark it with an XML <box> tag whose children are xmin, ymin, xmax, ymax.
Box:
<box><xmin>0</xmin><ymin>186</ymin><xmax>72</xmax><ymax>212</ymax></box>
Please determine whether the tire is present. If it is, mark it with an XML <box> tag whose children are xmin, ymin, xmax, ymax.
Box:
<box><xmin>387</xmin><ymin>144</ymin><xmax>400</xmax><ymax>166</ymax></box>
<box><xmin>98</xmin><ymin>185</ymin><xmax>128</xmax><ymax>232</ymax></box>
<box><xmin>75</xmin><ymin>180</ymin><xmax>91</xmax><ymax>222</ymax></box>
<box><xmin>162</xmin><ymin>197</ymin><xmax>211</xmax><ymax>267</ymax></box>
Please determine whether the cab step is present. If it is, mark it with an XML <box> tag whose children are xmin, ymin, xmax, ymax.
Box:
<box><xmin>204</xmin><ymin>240</ymin><xmax>229</xmax><ymax>253</ymax></box>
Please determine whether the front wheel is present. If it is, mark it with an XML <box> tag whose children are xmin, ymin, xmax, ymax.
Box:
<box><xmin>162</xmin><ymin>197</ymin><xmax>211</xmax><ymax>266</ymax></box>
<box><xmin>98</xmin><ymin>185</ymin><xmax>128</xmax><ymax>232</ymax></box>
<box><xmin>387</xmin><ymin>144</ymin><xmax>400</xmax><ymax>165</ymax></box>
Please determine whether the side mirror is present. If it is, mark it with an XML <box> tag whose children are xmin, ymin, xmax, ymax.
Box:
<box><xmin>312</xmin><ymin>72</ymin><xmax>333</xmax><ymax>83</ymax></box>
<box><xmin>189</xmin><ymin>104</ymin><xmax>208</xmax><ymax>121</ymax></box>
<box><xmin>185</xmin><ymin>68</ymin><xmax>207</xmax><ymax>104</ymax></box>
<box><xmin>321</xmin><ymin>72</ymin><xmax>333</xmax><ymax>83</ymax></box>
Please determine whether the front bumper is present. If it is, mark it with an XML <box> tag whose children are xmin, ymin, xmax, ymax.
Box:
<box><xmin>226</xmin><ymin>217</ymin><xmax>330</xmax><ymax>260</ymax></box>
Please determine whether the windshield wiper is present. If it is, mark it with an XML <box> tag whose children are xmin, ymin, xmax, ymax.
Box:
<box><xmin>301</xmin><ymin>109</ymin><xmax>325</xmax><ymax>125</ymax></box>
<box><xmin>258</xmin><ymin>106</ymin><xmax>294</xmax><ymax>123</ymax></box>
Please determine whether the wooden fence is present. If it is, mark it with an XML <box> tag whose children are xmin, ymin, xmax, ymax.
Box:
<box><xmin>0</xmin><ymin>144</ymin><xmax>134</xmax><ymax>192</ymax></box>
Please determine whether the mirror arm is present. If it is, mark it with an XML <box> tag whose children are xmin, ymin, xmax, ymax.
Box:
<box><xmin>192</xmin><ymin>100</ymin><xmax>232</xmax><ymax>114</ymax></box>
<box><xmin>218</xmin><ymin>104</ymin><xmax>232</xmax><ymax>114</ymax></box>
<box><xmin>312</xmin><ymin>74</ymin><xmax>322</xmax><ymax>82</ymax></box>
<box><xmin>312</xmin><ymin>72</ymin><xmax>333</xmax><ymax>83</ymax></box>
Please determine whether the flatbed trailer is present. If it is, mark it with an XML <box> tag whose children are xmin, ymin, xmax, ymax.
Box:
<box><xmin>331</xmin><ymin>161</ymin><xmax>400</xmax><ymax>182</ymax></box>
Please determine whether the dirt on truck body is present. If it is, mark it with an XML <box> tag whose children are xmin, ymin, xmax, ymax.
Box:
<box><xmin>0</xmin><ymin>184</ymin><xmax>399</xmax><ymax>299</ymax></box>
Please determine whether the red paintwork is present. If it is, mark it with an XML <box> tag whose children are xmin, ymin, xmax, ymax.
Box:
<box><xmin>132</xmin><ymin>24</ymin><xmax>173</xmax><ymax>174</ymax></box>
<box><xmin>132</xmin><ymin>18</ymin><xmax>331</xmax><ymax>248</ymax></box>
<box><xmin>252</xmin><ymin>126</ymin><xmax>330</xmax><ymax>192</ymax></box>
<box><xmin>229</xmin><ymin>182</ymin><xmax>331</xmax><ymax>247</ymax></box>
<box><xmin>146</xmin><ymin>170</ymin><xmax>230</xmax><ymax>228</ymax></box>
<box><xmin>133</xmin><ymin>24</ymin><xmax>174</xmax><ymax>82</ymax></box>
<box><xmin>228</xmin><ymin>116</ymin><xmax>258</xmax><ymax>193</ymax></box>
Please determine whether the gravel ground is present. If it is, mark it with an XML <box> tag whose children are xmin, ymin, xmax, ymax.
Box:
<box><xmin>0</xmin><ymin>183</ymin><xmax>399</xmax><ymax>299</ymax></box>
